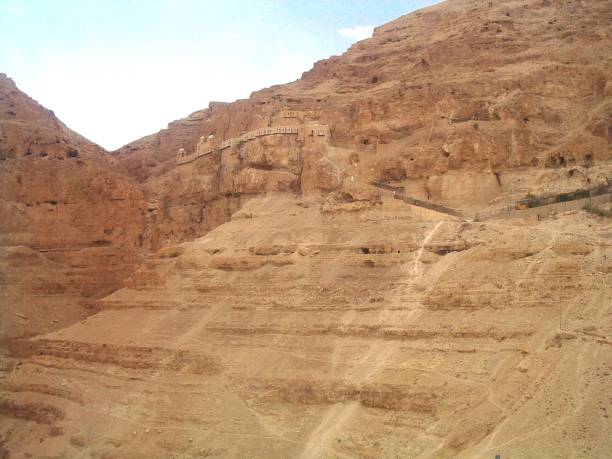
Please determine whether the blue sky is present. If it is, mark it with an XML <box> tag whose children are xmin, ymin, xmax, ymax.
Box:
<box><xmin>0</xmin><ymin>0</ymin><xmax>439</xmax><ymax>150</ymax></box>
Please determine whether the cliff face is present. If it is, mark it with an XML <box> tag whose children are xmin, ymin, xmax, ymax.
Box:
<box><xmin>1</xmin><ymin>0</ymin><xmax>612</xmax><ymax>458</ymax></box>
<box><xmin>0</xmin><ymin>74</ymin><xmax>146</xmax><ymax>341</ymax></box>
<box><xmin>111</xmin><ymin>0</ymin><xmax>611</xmax><ymax>249</ymax></box>
<box><xmin>117</xmin><ymin>0</ymin><xmax>612</xmax><ymax>182</ymax></box>
<box><xmin>4</xmin><ymin>195</ymin><xmax>612</xmax><ymax>458</ymax></box>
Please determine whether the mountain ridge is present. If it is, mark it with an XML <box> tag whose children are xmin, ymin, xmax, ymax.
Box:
<box><xmin>0</xmin><ymin>0</ymin><xmax>611</xmax><ymax>457</ymax></box>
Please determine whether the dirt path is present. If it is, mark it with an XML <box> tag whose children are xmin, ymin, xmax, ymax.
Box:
<box><xmin>76</xmin><ymin>303</ymin><xmax>227</xmax><ymax>457</ymax></box>
<box><xmin>299</xmin><ymin>401</ymin><xmax>360</xmax><ymax>459</ymax></box>
<box><xmin>412</xmin><ymin>221</ymin><xmax>443</xmax><ymax>275</ymax></box>
<box><xmin>298</xmin><ymin>221</ymin><xmax>446</xmax><ymax>458</ymax></box>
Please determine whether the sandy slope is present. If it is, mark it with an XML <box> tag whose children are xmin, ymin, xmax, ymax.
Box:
<box><xmin>1</xmin><ymin>0</ymin><xmax>611</xmax><ymax>457</ymax></box>
<box><xmin>2</xmin><ymin>194</ymin><xmax>610</xmax><ymax>458</ymax></box>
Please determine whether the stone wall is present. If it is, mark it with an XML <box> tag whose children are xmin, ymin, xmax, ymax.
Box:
<box><xmin>480</xmin><ymin>193</ymin><xmax>612</xmax><ymax>221</ymax></box>
<box><xmin>176</xmin><ymin>123</ymin><xmax>328</xmax><ymax>166</ymax></box>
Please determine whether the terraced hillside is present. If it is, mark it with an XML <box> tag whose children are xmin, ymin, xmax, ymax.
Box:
<box><xmin>2</xmin><ymin>194</ymin><xmax>611</xmax><ymax>458</ymax></box>
<box><xmin>1</xmin><ymin>0</ymin><xmax>611</xmax><ymax>457</ymax></box>
<box><xmin>0</xmin><ymin>75</ymin><xmax>146</xmax><ymax>342</ymax></box>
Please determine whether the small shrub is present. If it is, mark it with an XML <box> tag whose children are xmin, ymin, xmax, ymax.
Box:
<box><xmin>525</xmin><ymin>192</ymin><xmax>540</xmax><ymax>208</ymax></box>
<box><xmin>583</xmin><ymin>202</ymin><xmax>612</xmax><ymax>218</ymax></box>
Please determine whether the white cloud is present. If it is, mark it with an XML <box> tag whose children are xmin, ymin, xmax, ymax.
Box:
<box><xmin>337</xmin><ymin>25</ymin><xmax>374</xmax><ymax>42</ymax></box>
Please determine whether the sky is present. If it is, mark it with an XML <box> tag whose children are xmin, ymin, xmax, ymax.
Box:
<box><xmin>0</xmin><ymin>0</ymin><xmax>439</xmax><ymax>150</ymax></box>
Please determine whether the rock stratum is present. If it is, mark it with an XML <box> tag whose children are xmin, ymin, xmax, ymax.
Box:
<box><xmin>1</xmin><ymin>0</ymin><xmax>611</xmax><ymax>458</ymax></box>
<box><xmin>0</xmin><ymin>75</ymin><xmax>146</xmax><ymax>342</ymax></box>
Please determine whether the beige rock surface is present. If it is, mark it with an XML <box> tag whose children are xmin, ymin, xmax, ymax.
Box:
<box><xmin>2</xmin><ymin>194</ymin><xmax>612</xmax><ymax>458</ymax></box>
<box><xmin>1</xmin><ymin>0</ymin><xmax>612</xmax><ymax>457</ymax></box>
<box><xmin>0</xmin><ymin>75</ymin><xmax>146</xmax><ymax>341</ymax></box>
<box><xmin>108</xmin><ymin>0</ymin><xmax>612</xmax><ymax>249</ymax></box>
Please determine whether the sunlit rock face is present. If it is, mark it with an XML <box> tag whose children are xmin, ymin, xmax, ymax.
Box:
<box><xmin>1</xmin><ymin>0</ymin><xmax>612</xmax><ymax>458</ymax></box>
<box><xmin>3</xmin><ymin>194</ymin><xmax>612</xmax><ymax>458</ymax></box>
<box><xmin>110</xmin><ymin>0</ymin><xmax>611</xmax><ymax>248</ymax></box>
<box><xmin>0</xmin><ymin>74</ymin><xmax>146</xmax><ymax>341</ymax></box>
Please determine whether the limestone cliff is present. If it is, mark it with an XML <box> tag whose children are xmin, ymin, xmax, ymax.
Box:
<box><xmin>113</xmin><ymin>0</ymin><xmax>611</xmax><ymax>249</ymax></box>
<box><xmin>0</xmin><ymin>74</ymin><xmax>146</xmax><ymax>341</ymax></box>
<box><xmin>1</xmin><ymin>1</ymin><xmax>611</xmax><ymax>458</ymax></box>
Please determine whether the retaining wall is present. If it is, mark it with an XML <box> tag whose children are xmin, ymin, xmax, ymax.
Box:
<box><xmin>480</xmin><ymin>193</ymin><xmax>612</xmax><ymax>221</ymax></box>
<box><xmin>177</xmin><ymin>124</ymin><xmax>328</xmax><ymax>166</ymax></box>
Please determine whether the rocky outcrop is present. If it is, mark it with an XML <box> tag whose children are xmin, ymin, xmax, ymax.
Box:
<box><xmin>1</xmin><ymin>194</ymin><xmax>610</xmax><ymax>458</ymax></box>
<box><xmin>1</xmin><ymin>0</ymin><xmax>611</xmax><ymax>457</ymax></box>
<box><xmin>110</xmin><ymin>0</ymin><xmax>611</xmax><ymax>245</ymax></box>
<box><xmin>0</xmin><ymin>74</ymin><xmax>146</xmax><ymax>341</ymax></box>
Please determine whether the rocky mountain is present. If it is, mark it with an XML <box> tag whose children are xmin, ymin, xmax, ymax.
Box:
<box><xmin>109</xmin><ymin>0</ymin><xmax>611</xmax><ymax>250</ymax></box>
<box><xmin>1</xmin><ymin>0</ymin><xmax>611</xmax><ymax>458</ymax></box>
<box><xmin>0</xmin><ymin>74</ymin><xmax>146</xmax><ymax>341</ymax></box>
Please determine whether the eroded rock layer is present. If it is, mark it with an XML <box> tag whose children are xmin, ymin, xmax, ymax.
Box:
<box><xmin>1</xmin><ymin>0</ymin><xmax>612</xmax><ymax>457</ymax></box>
<box><xmin>0</xmin><ymin>75</ymin><xmax>146</xmax><ymax>341</ymax></box>
<box><xmin>112</xmin><ymin>0</ymin><xmax>612</xmax><ymax>249</ymax></box>
<box><xmin>1</xmin><ymin>195</ymin><xmax>611</xmax><ymax>458</ymax></box>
